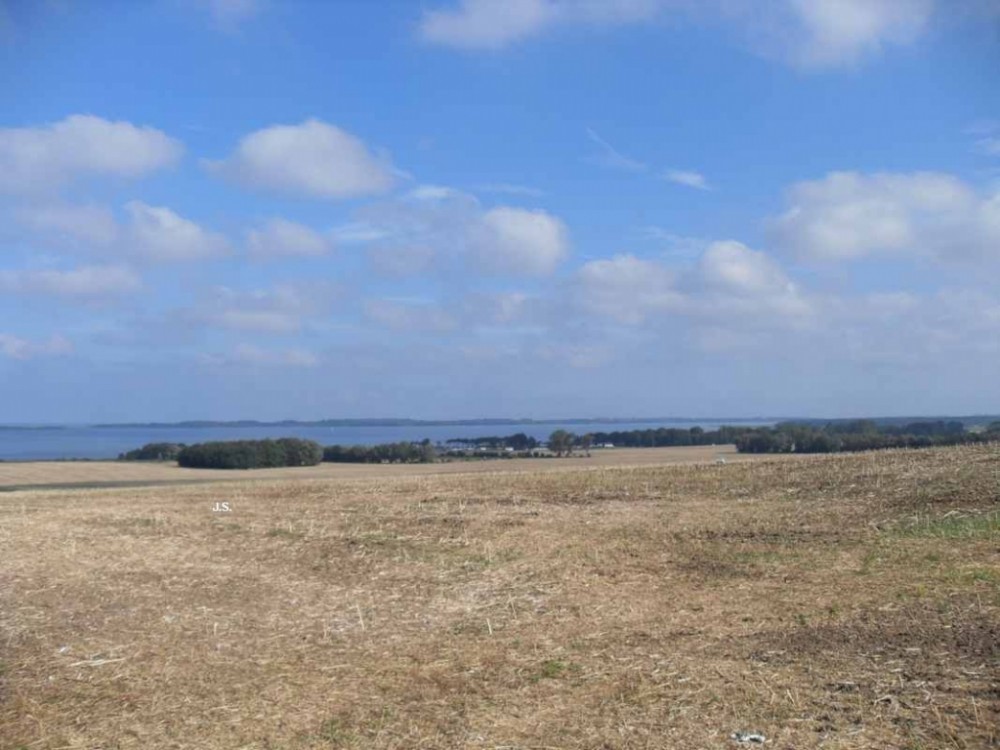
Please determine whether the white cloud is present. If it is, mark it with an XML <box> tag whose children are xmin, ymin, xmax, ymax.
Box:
<box><xmin>330</xmin><ymin>222</ymin><xmax>392</xmax><ymax>245</ymax></box>
<box><xmin>14</xmin><ymin>203</ymin><xmax>119</xmax><ymax>246</ymax></box>
<box><xmin>461</xmin><ymin>291</ymin><xmax>534</xmax><ymax>325</ymax></box>
<box><xmin>367</xmin><ymin>244</ymin><xmax>438</xmax><ymax>278</ymax></box>
<box><xmin>0</xmin><ymin>265</ymin><xmax>141</xmax><ymax>301</ymax></box>
<box><xmin>202</xmin><ymin>344</ymin><xmax>319</xmax><ymax>368</ymax></box>
<box><xmin>535</xmin><ymin>343</ymin><xmax>614</xmax><ymax>369</ymax></box>
<box><xmin>356</xmin><ymin>187</ymin><xmax>571</xmax><ymax>276</ymax></box>
<box><xmin>574</xmin><ymin>254</ymin><xmax>682</xmax><ymax>324</ymax></box>
<box><xmin>585</xmin><ymin>128</ymin><xmax>647</xmax><ymax>172</ymax></box>
<box><xmin>573</xmin><ymin>242</ymin><xmax>812</xmax><ymax>328</ymax></box>
<box><xmin>181</xmin><ymin>283</ymin><xmax>338</xmax><ymax>334</ymax></box>
<box><xmin>408</xmin><ymin>184</ymin><xmax>463</xmax><ymax>201</ymax></box>
<box><xmin>364</xmin><ymin>299</ymin><xmax>458</xmax><ymax>333</ymax></box>
<box><xmin>0</xmin><ymin>333</ymin><xmax>73</xmax><ymax>361</ymax></box>
<box><xmin>775</xmin><ymin>0</ymin><xmax>933</xmax><ymax>68</ymax></box>
<box><xmin>0</xmin><ymin>114</ymin><xmax>182</xmax><ymax>193</ymax></box>
<box><xmin>478</xmin><ymin>206</ymin><xmax>569</xmax><ymax>275</ymax></box>
<box><xmin>699</xmin><ymin>241</ymin><xmax>795</xmax><ymax>296</ymax></box>
<box><xmin>419</xmin><ymin>0</ymin><xmax>559</xmax><ymax>50</ymax></box>
<box><xmin>246</xmin><ymin>218</ymin><xmax>332</xmax><ymax>259</ymax></box>
<box><xmin>207</xmin><ymin>119</ymin><xmax>398</xmax><ymax>199</ymax></box>
<box><xmin>770</xmin><ymin>171</ymin><xmax>1000</xmax><ymax>262</ymax></box>
<box><xmin>663</xmin><ymin>169</ymin><xmax>710</xmax><ymax>190</ymax></box>
<box><xmin>695</xmin><ymin>240</ymin><xmax>813</xmax><ymax>320</ymax></box>
<box><xmin>124</xmin><ymin>201</ymin><xmax>231</xmax><ymax>262</ymax></box>
<box><xmin>419</xmin><ymin>0</ymin><xmax>937</xmax><ymax>68</ymax></box>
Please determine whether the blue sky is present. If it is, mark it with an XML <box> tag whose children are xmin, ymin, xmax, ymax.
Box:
<box><xmin>1</xmin><ymin>0</ymin><xmax>999</xmax><ymax>422</ymax></box>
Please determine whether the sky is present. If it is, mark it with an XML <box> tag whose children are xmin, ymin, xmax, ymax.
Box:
<box><xmin>1</xmin><ymin>0</ymin><xmax>999</xmax><ymax>423</ymax></box>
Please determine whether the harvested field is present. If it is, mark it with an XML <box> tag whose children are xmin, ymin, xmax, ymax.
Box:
<box><xmin>1</xmin><ymin>444</ymin><xmax>998</xmax><ymax>749</ymax></box>
<box><xmin>0</xmin><ymin>445</ymin><xmax>745</xmax><ymax>490</ymax></box>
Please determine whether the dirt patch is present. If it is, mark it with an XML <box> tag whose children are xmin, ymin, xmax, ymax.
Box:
<box><xmin>1</xmin><ymin>444</ymin><xmax>997</xmax><ymax>749</ymax></box>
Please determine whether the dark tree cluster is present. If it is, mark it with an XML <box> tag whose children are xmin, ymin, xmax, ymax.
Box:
<box><xmin>734</xmin><ymin>420</ymin><xmax>999</xmax><ymax>454</ymax></box>
<box><xmin>322</xmin><ymin>440</ymin><xmax>436</xmax><ymax>464</ymax></box>
<box><xmin>176</xmin><ymin>438</ymin><xmax>323</xmax><ymax>469</ymax></box>
<box><xmin>118</xmin><ymin>442</ymin><xmax>186</xmax><ymax>461</ymax></box>
<box><xmin>585</xmin><ymin>425</ymin><xmax>755</xmax><ymax>448</ymax></box>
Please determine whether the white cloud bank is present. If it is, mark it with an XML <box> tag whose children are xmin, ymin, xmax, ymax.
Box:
<box><xmin>246</xmin><ymin>218</ymin><xmax>333</xmax><ymax>259</ymax></box>
<box><xmin>0</xmin><ymin>265</ymin><xmax>142</xmax><ymax>301</ymax></box>
<box><xmin>0</xmin><ymin>115</ymin><xmax>182</xmax><ymax>193</ymax></box>
<box><xmin>207</xmin><ymin>119</ymin><xmax>399</xmax><ymax>199</ymax></box>
<box><xmin>0</xmin><ymin>333</ymin><xmax>73</xmax><ymax>360</ymax></box>
<box><xmin>419</xmin><ymin>0</ymin><xmax>938</xmax><ymax>69</ymax></box>
<box><xmin>201</xmin><ymin>345</ymin><xmax>320</xmax><ymax>368</ymax></box>
<box><xmin>124</xmin><ymin>201</ymin><xmax>232</xmax><ymax>262</ymax></box>
<box><xmin>357</xmin><ymin>187</ymin><xmax>570</xmax><ymax>277</ymax></box>
<box><xmin>574</xmin><ymin>241</ymin><xmax>811</xmax><ymax>326</ymax></box>
<box><xmin>770</xmin><ymin>171</ymin><xmax>1000</xmax><ymax>262</ymax></box>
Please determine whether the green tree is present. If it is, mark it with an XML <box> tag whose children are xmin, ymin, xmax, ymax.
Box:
<box><xmin>549</xmin><ymin>429</ymin><xmax>573</xmax><ymax>457</ymax></box>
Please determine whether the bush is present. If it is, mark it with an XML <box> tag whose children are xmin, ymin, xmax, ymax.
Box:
<box><xmin>176</xmin><ymin>438</ymin><xmax>323</xmax><ymax>469</ymax></box>
<box><xmin>323</xmin><ymin>441</ymin><xmax>436</xmax><ymax>464</ymax></box>
<box><xmin>118</xmin><ymin>442</ymin><xmax>185</xmax><ymax>461</ymax></box>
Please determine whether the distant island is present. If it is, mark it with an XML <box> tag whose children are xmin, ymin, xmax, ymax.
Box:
<box><xmin>87</xmin><ymin>417</ymin><xmax>779</xmax><ymax>429</ymax></box>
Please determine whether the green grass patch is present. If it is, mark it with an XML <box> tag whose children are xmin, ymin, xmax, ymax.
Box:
<box><xmin>892</xmin><ymin>511</ymin><xmax>1000</xmax><ymax>539</ymax></box>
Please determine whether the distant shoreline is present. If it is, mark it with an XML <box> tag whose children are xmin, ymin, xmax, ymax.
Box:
<box><xmin>1</xmin><ymin>414</ymin><xmax>998</xmax><ymax>430</ymax></box>
<box><xmin>4</xmin><ymin>417</ymin><xmax>783</xmax><ymax>430</ymax></box>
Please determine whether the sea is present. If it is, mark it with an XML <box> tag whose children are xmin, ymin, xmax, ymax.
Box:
<box><xmin>0</xmin><ymin>420</ymin><xmax>772</xmax><ymax>461</ymax></box>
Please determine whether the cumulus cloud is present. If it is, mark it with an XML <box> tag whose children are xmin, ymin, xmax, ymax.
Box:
<box><xmin>663</xmin><ymin>169</ymin><xmax>710</xmax><ymax>190</ymax></box>
<box><xmin>695</xmin><ymin>241</ymin><xmax>813</xmax><ymax>319</ymax></box>
<box><xmin>207</xmin><ymin>119</ymin><xmax>399</xmax><ymax>199</ymax></box>
<box><xmin>364</xmin><ymin>299</ymin><xmax>458</xmax><ymax>333</ymax></box>
<box><xmin>246</xmin><ymin>218</ymin><xmax>333</xmax><ymax>259</ymax></box>
<box><xmin>0</xmin><ymin>265</ymin><xmax>141</xmax><ymax>301</ymax></box>
<box><xmin>124</xmin><ymin>201</ymin><xmax>231</xmax><ymax>262</ymax></box>
<box><xmin>0</xmin><ymin>114</ymin><xmax>182</xmax><ymax>193</ymax></box>
<box><xmin>178</xmin><ymin>283</ymin><xmax>339</xmax><ymax>334</ymax></box>
<box><xmin>573</xmin><ymin>242</ymin><xmax>812</xmax><ymax>327</ymax></box>
<box><xmin>14</xmin><ymin>203</ymin><xmax>119</xmax><ymax>246</ymax></box>
<box><xmin>367</xmin><ymin>244</ymin><xmax>438</xmax><ymax>278</ymax></box>
<box><xmin>419</xmin><ymin>0</ymin><xmax>560</xmax><ymax>50</ymax></box>
<box><xmin>574</xmin><ymin>254</ymin><xmax>682</xmax><ymax>324</ymax></box>
<box><xmin>769</xmin><ymin>171</ymin><xmax>1000</xmax><ymax>262</ymax></box>
<box><xmin>771</xmin><ymin>0</ymin><xmax>933</xmax><ymax>68</ymax></box>
<box><xmin>535</xmin><ymin>342</ymin><xmax>614</xmax><ymax>369</ymax></box>
<box><xmin>478</xmin><ymin>207</ymin><xmax>569</xmax><ymax>275</ymax></box>
<box><xmin>201</xmin><ymin>344</ymin><xmax>319</xmax><ymax>368</ymax></box>
<box><xmin>11</xmin><ymin>200</ymin><xmax>232</xmax><ymax>264</ymax></box>
<box><xmin>356</xmin><ymin>187</ymin><xmax>570</xmax><ymax>277</ymax></box>
<box><xmin>419</xmin><ymin>0</ymin><xmax>937</xmax><ymax>68</ymax></box>
<box><xmin>0</xmin><ymin>333</ymin><xmax>73</xmax><ymax>361</ymax></box>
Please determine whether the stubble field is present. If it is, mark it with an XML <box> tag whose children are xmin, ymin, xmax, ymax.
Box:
<box><xmin>1</xmin><ymin>444</ymin><xmax>998</xmax><ymax>748</ymax></box>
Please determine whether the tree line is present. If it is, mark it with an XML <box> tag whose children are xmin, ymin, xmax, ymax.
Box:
<box><xmin>323</xmin><ymin>441</ymin><xmax>436</xmax><ymax>464</ymax></box>
<box><xmin>118</xmin><ymin>418</ymin><xmax>1000</xmax><ymax>468</ymax></box>
<box><xmin>733</xmin><ymin>420</ymin><xmax>1000</xmax><ymax>454</ymax></box>
<box><xmin>173</xmin><ymin>438</ymin><xmax>324</xmax><ymax>469</ymax></box>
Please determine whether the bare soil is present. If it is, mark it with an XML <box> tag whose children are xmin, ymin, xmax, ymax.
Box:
<box><xmin>0</xmin><ymin>445</ymin><xmax>744</xmax><ymax>490</ymax></box>
<box><xmin>1</xmin><ymin>444</ymin><xmax>997</xmax><ymax>749</ymax></box>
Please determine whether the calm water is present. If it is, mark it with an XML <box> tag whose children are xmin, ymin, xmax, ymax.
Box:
<box><xmin>0</xmin><ymin>421</ymin><xmax>770</xmax><ymax>461</ymax></box>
